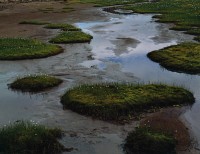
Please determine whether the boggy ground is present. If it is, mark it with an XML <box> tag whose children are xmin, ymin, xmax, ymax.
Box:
<box><xmin>0</xmin><ymin>1</ymin><xmax>199</xmax><ymax>154</ymax></box>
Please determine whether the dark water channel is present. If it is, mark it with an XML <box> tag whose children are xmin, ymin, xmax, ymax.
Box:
<box><xmin>0</xmin><ymin>8</ymin><xmax>199</xmax><ymax>153</ymax></box>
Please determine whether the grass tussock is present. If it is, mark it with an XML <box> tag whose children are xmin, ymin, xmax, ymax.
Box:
<box><xmin>124</xmin><ymin>127</ymin><xmax>176</xmax><ymax>154</ymax></box>
<box><xmin>19</xmin><ymin>20</ymin><xmax>50</xmax><ymax>25</ymax></box>
<box><xmin>61</xmin><ymin>83</ymin><xmax>194</xmax><ymax>121</ymax></box>
<box><xmin>0</xmin><ymin>38</ymin><xmax>63</xmax><ymax>60</ymax></box>
<box><xmin>123</xmin><ymin>0</ymin><xmax>200</xmax><ymax>41</ymax></box>
<box><xmin>10</xmin><ymin>75</ymin><xmax>63</xmax><ymax>92</ymax></box>
<box><xmin>147</xmin><ymin>42</ymin><xmax>200</xmax><ymax>74</ymax></box>
<box><xmin>44</xmin><ymin>23</ymin><xmax>80</xmax><ymax>31</ymax></box>
<box><xmin>79</xmin><ymin>0</ymin><xmax>146</xmax><ymax>7</ymax></box>
<box><xmin>0</xmin><ymin>121</ymin><xmax>65</xmax><ymax>154</ymax></box>
<box><xmin>50</xmin><ymin>31</ymin><xmax>93</xmax><ymax>44</ymax></box>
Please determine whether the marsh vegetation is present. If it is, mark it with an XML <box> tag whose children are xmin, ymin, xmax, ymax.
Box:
<box><xmin>0</xmin><ymin>38</ymin><xmax>63</xmax><ymax>60</ymax></box>
<box><xmin>0</xmin><ymin>121</ymin><xmax>65</xmax><ymax>154</ymax></box>
<box><xmin>10</xmin><ymin>75</ymin><xmax>63</xmax><ymax>92</ymax></box>
<box><xmin>61</xmin><ymin>83</ymin><xmax>194</xmax><ymax>121</ymax></box>
<box><xmin>147</xmin><ymin>42</ymin><xmax>200</xmax><ymax>74</ymax></box>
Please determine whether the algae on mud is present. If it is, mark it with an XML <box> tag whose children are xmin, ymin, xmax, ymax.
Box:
<box><xmin>0</xmin><ymin>121</ymin><xmax>65</xmax><ymax>154</ymax></box>
<box><xmin>147</xmin><ymin>42</ymin><xmax>200</xmax><ymax>74</ymax></box>
<box><xmin>50</xmin><ymin>31</ymin><xmax>93</xmax><ymax>43</ymax></box>
<box><xmin>10</xmin><ymin>75</ymin><xmax>63</xmax><ymax>92</ymax></box>
<box><xmin>61</xmin><ymin>83</ymin><xmax>194</xmax><ymax>121</ymax></box>
<box><xmin>0</xmin><ymin>38</ymin><xmax>63</xmax><ymax>60</ymax></box>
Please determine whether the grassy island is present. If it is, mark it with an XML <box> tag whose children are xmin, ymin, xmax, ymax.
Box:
<box><xmin>0</xmin><ymin>38</ymin><xmax>63</xmax><ymax>60</ymax></box>
<box><xmin>10</xmin><ymin>75</ymin><xmax>63</xmax><ymax>92</ymax></box>
<box><xmin>124</xmin><ymin>127</ymin><xmax>176</xmax><ymax>154</ymax></box>
<box><xmin>44</xmin><ymin>23</ymin><xmax>81</xmax><ymax>31</ymax></box>
<box><xmin>61</xmin><ymin>83</ymin><xmax>194</xmax><ymax>121</ymax></box>
<box><xmin>0</xmin><ymin>121</ymin><xmax>65</xmax><ymax>154</ymax></box>
<box><xmin>147</xmin><ymin>42</ymin><xmax>200</xmax><ymax>74</ymax></box>
<box><xmin>50</xmin><ymin>31</ymin><xmax>93</xmax><ymax>44</ymax></box>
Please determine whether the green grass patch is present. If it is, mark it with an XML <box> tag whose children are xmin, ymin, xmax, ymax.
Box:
<box><xmin>0</xmin><ymin>121</ymin><xmax>65</xmax><ymax>154</ymax></box>
<box><xmin>123</xmin><ymin>0</ymin><xmax>200</xmax><ymax>41</ymax></box>
<box><xmin>79</xmin><ymin>0</ymin><xmax>146</xmax><ymax>7</ymax></box>
<box><xmin>50</xmin><ymin>31</ymin><xmax>93</xmax><ymax>44</ymax></box>
<box><xmin>19</xmin><ymin>20</ymin><xmax>50</xmax><ymax>25</ymax></box>
<box><xmin>124</xmin><ymin>127</ymin><xmax>176</xmax><ymax>154</ymax></box>
<box><xmin>10</xmin><ymin>75</ymin><xmax>63</xmax><ymax>92</ymax></box>
<box><xmin>61</xmin><ymin>83</ymin><xmax>194</xmax><ymax>121</ymax></box>
<box><xmin>147</xmin><ymin>42</ymin><xmax>200</xmax><ymax>74</ymax></box>
<box><xmin>44</xmin><ymin>23</ymin><xmax>80</xmax><ymax>31</ymax></box>
<box><xmin>0</xmin><ymin>38</ymin><xmax>63</xmax><ymax>60</ymax></box>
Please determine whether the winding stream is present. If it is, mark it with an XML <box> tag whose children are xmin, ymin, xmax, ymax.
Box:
<box><xmin>0</xmin><ymin>7</ymin><xmax>199</xmax><ymax>153</ymax></box>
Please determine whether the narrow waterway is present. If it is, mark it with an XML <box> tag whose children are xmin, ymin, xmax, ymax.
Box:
<box><xmin>0</xmin><ymin>8</ymin><xmax>199</xmax><ymax>153</ymax></box>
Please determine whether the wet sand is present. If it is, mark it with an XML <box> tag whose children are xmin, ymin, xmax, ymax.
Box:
<box><xmin>0</xmin><ymin>1</ymin><xmax>199</xmax><ymax>154</ymax></box>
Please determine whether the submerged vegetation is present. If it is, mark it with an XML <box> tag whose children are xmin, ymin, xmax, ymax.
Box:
<box><xmin>50</xmin><ymin>31</ymin><xmax>93</xmax><ymax>43</ymax></box>
<box><xmin>44</xmin><ymin>23</ymin><xmax>80</xmax><ymax>31</ymax></box>
<box><xmin>0</xmin><ymin>121</ymin><xmax>65</xmax><ymax>154</ymax></box>
<box><xmin>61</xmin><ymin>83</ymin><xmax>194</xmax><ymax>121</ymax></box>
<box><xmin>147</xmin><ymin>42</ymin><xmax>200</xmax><ymax>74</ymax></box>
<box><xmin>0</xmin><ymin>38</ymin><xmax>63</xmax><ymax>60</ymax></box>
<box><xmin>124</xmin><ymin>127</ymin><xmax>176</xmax><ymax>154</ymax></box>
<box><xmin>10</xmin><ymin>75</ymin><xmax>63</xmax><ymax>92</ymax></box>
<box><xmin>123</xmin><ymin>0</ymin><xmax>200</xmax><ymax>42</ymax></box>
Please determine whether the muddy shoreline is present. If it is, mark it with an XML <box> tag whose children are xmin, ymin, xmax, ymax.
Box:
<box><xmin>0</xmin><ymin>1</ymin><xmax>199</xmax><ymax>154</ymax></box>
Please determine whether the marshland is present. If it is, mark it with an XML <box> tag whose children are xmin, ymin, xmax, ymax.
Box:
<box><xmin>0</xmin><ymin>0</ymin><xmax>200</xmax><ymax>153</ymax></box>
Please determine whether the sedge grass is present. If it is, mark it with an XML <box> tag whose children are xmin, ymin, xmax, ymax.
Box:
<box><xmin>61</xmin><ymin>83</ymin><xmax>194</xmax><ymax>121</ymax></box>
<box><xmin>0</xmin><ymin>38</ymin><xmax>63</xmax><ymax>60</ymax></box>
<box><xmin>0</xmin><ymin>121</ymin><xmax>65</xmax><ymax>154</ymax></box>
<box><xmin>124</xmin><ymin>127</ymin><xmax>176</xmax><ymax>154</ymax></box>
<box><xmin>10</xmin><ymin>75</ymin><xmax>63</xmax><ymax>92</ymax></box>
<box><xmin>147</xmin><ymin>42</ymin><xmax>200</xmax><ymax>74</ymax></box>
<box><xmin>50</xmin><ymin>31</ymin><xmax>93</xmax><ymax>44</ymax></box>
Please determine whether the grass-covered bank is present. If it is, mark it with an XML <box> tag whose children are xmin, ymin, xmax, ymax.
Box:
<box><xmin>0</xmin><ymin>121</ymin><xmax>65</xmax><ymax>154</ymax></box>
<box><xmin>124</xmin><ymin>127</ymin><xmax>176</xmax><ymax>154</ymax></box>
<box><xmin>147</xmin><ymin>42</ymin><xmax>200</xmax><ymax>74</ymax></box>
<box><xmin>44</xmin><ymin>23</ymin><xmax>81</xmax><ymax>31</ymax></box>
<box><xmin>123</xmin><ymin>0</ymin><xmax>200</xmax><ymax>42</ymax></box>
<box><xmin>79</xmin><ymin>0</ymin><xmax>146</xmax><ymax>7</ymax></box>
<box><xmin>50</xmin><ymin>31</ymin><xmax>93</xmax><ymax>44</ymax></box>
<box><xmin>10</xmin><ymin>75</ymin><xmax>63</xmax><ymax>92</ymax></box>
<box><xmin>0</xmin><ymin>38</ymin><xmax>63</xmax><ymax>60</ymax></box>
<box><xmin>61</xmin><ymin>83</ymin><xmax>194</xmax><ymax>121</ymax></box>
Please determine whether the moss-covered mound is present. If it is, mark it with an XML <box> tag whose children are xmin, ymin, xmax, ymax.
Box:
<box><xmin>61</xmin><ymin>83</ymin><xmax>194</xmax><ymax>121</ymax></box>
<box><xmin>44</xmin><ymin>23</ymin><xmax>80</xmax><ymax>31</ymax></box>
<box><xmin>0</xmin><ymin>121</ymin><xmax>65</xmax><ymax>154</ymax></box>
<box><xmin>10</xmin><ymin>75</ymin><xmax>63</xmax><ymax>92</ymax></box>
<box><xmin>147</xmin><ymin>42</ymin><xmax>200</xmax><ymax>74</ymax></box>
<box><xmin>124</xmin><ymin>127</ymin><xmax>176</xmax><ymax>154</ymax></box>
<box><xmin>50</xmin><ymin>31</ymin><xmax>93</xmax><ymax>44</ymax></box>
<box><xmin>0</xmin><ymin>38</ymin><xmax>63</xmax><ymax>60</ymax></box>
